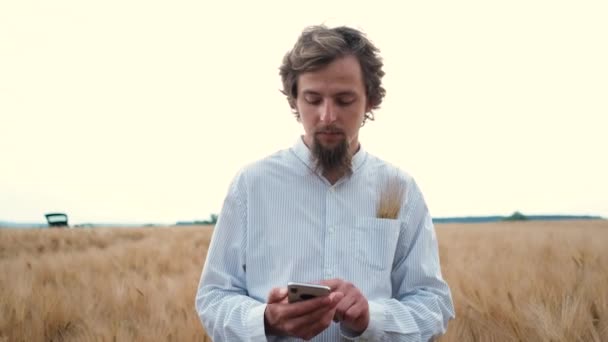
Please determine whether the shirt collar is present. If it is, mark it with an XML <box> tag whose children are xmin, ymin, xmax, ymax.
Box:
<box><xmin>291</xmin><ymin>135</ymin><xmax>367</xmax><ymax>175</ymax></box>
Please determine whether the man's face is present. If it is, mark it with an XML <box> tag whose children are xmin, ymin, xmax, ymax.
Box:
<box><xmin>294</xmin><ymin>55</ymin><xmax>371</xmax><ymax>173</ymax></box>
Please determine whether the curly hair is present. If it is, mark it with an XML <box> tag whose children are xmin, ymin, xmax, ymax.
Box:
<box><xmin>279</xmin><ymin>25</ymin><xmax>386</xmax><ymax>123</ymax></box>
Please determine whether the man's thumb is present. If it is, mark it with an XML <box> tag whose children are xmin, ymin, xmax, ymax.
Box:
<box><xmin>267</xmin><ymin>287</ymin><xmax>288</xmax><ymax>303</ymax></box>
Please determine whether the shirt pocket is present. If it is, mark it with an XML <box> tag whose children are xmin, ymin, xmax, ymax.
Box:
<box><xmin>352</xmin><ymin>217</ymin><xmax>402</xmax><ymax>272</ymax></box>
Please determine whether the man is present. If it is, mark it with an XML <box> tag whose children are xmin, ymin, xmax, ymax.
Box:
<box><xmin>195</xmin><ymin>25</ymin><xmax>455</xmax><ymax>341</ymax></box>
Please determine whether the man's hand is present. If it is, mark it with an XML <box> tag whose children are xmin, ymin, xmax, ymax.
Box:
<box><xmin>264</xmin><ymin>287</ymin><xmax>344</xmax><ymax>340</ymax></box>
<box><xmin>321</xmin><ymin>279</ymin><xmax>370</xmax><ymax>335</ymax></box>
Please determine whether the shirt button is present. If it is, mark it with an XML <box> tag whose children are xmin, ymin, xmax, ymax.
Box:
<box><xmin>328</xmin><ymin>226</ymin><xmax>335</xmax><ymax>233</ymax></box>
<box><xmin>329</xmin><ymin>186</ymin><xmax>335</xmax><ymax>192</ymax></box>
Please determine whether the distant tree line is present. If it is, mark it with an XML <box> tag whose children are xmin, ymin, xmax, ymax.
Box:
<box><xmin>197</xmin><ymin>214</ymin><xmax>218</xmax><ymax>225</ymax></box>
<box><xmin>503</xmin><ymin>211</ymin><xmax>528</xmax><ymax>221</ymax></box>
<box><xmin>176</xmin><ymin>214</ymin><xmax>218</xmax><ymax>226</ymax></box>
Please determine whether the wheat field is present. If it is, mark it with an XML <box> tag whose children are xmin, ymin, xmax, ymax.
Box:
<box><xmin>1</xmin><ymin>220</ymin><xmax>606</xmax><ymax>341</ymax></box>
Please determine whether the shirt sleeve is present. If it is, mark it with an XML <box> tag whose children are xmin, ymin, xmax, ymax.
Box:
<box><xmin>194</xmin><ymin>170</ymin><xmax>267</xmax><ymax>342</ymax></box>
<box><xmin>340</xmin><ymin>177</ymin><xmax>456</xmax><ymax>342</ymax></box>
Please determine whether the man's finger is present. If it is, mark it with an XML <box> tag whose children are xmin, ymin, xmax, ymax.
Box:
<box><xmin>282</xmin><ymin>294</ymin><xmax>331</xmax><ymax>318</ymax></box>
<box><xmin>334</xmin><ymin>294</ymin><xmax>356</xmax><ymax>321</ymax></box>
<box><xmin>283</xmin><ymin>291</ymin><xmax>344</xmax><ymax>319</ymax></box>
<box><xmin>267</xmin><ymin>287</ymin><xmax>288</xmax><ymax>303</ymax></box>
<box><xmin>343</xmin><ymin>301</ymin><xmax>366</xmax><ymax>322</ymax></box>
<box><xmin>283</xmin><ymin>294</ymin><xmax>342</xmax><ymax>337</ymax></box>
<box><xmin>320</xmin><ymin>278</ymin><xmax>342</xmax><ymax>290</ymax></box>
<box><xmin>328</xmin><ymin>291</ymin><xmax>344</xmax><ymax>305</ymax></box>
<box><xmin>298</xmin><ymin>306</ymin><xmax>338</xmax><ymax>340</ymax></box>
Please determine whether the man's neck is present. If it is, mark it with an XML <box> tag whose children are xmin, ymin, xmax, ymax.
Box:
<box><xmin>323</xmin><ymin>170</ymin><xmax>343</xmax><ymax>185</ymax></box>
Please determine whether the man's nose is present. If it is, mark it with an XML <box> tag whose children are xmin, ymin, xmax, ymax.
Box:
<box><xmin>320</xmin><ymin>100</ymin><xmax>337</xmax><ymax>123</ymax></box>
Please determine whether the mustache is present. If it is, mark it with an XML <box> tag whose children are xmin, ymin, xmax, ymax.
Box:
<box><xmin>315</xmin><ymin>126</ymin><xmax>345</xmax><ymax>134</ymax></box>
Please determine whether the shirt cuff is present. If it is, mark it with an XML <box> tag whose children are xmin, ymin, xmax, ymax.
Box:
<box><xmin>246</xmin><ymin>303</ymin><xmax>268</xmax><ymax>342</ymax></box>
<box><xmin>340</xmin><ymin>300</ymin><xmax>385</xmax><ymax>341</ymax></box>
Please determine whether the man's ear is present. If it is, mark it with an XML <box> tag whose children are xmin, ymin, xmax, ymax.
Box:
<box><xmin>288</xmin><ymin>97</ymin><xmax>297</xmax><ymax>110</ymax></box>
<box><xmin>365</xmin><ymin>98</ymin><xmax>374</xmax><ymax>113</ymax></box>
<box><xmin>289</xmin><ymin>99</ymin><xmax>301</xmax><ymax>121</ymax></box>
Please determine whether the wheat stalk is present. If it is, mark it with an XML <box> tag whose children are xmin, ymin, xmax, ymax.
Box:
<box><xmin>376</xmin><ymin>174</ymin><xmax>406</xmax><ymax>219</ymax></box>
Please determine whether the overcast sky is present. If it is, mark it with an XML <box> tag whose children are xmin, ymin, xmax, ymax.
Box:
<box><xmin>1</xmin><ymin>1</ymin><xmax>607</xmax><ymax>224</ymax></box>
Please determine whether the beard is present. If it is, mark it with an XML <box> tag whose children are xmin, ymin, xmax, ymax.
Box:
<box><xmin>311</xmin><ymin>129</ymin><xmax>352</xmax><ymax>177</ymax></box>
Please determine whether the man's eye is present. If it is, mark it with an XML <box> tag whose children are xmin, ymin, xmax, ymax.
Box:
<box><xmin>305</xmin><ymin>98</ymin><xmax>321</xmax><ymax>105</ymax></box>
<box><xmin>337</xmin><ymin>98</ymin><xmax>355</xmax><ymax>106</ymax></box>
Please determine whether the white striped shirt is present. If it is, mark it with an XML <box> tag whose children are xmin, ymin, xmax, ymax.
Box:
<box><xmin>195</xmin><ymin>137</ymin><xmax>455</xmax><ymax>341</ymax></box>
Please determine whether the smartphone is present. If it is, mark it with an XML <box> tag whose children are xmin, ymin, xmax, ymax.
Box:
<box><xmin>287</xmin><ymin>282</ymin><xmax>331</xmax><ymax>303</ymax></box>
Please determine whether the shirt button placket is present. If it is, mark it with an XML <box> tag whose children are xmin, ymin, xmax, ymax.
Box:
<box><xmin>324</xmin><ymin>186</ymin><xmax>336</xmax><ymax>279</ymax></box>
